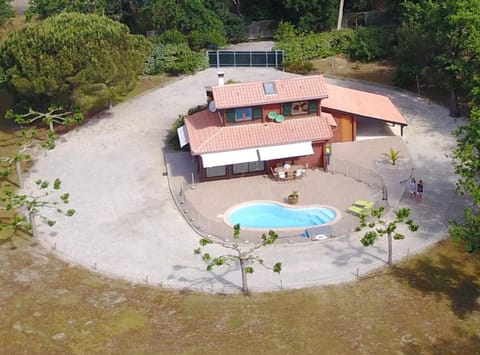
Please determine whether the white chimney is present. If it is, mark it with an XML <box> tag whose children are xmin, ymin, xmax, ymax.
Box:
<box><xmin>217</xmin><ymin>71</ymin><xmax>225</xmax><ymax>86</ymax></box>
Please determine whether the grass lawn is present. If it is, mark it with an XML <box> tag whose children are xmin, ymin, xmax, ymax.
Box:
<box><xmin>1</xmin><ymin>238</ymin><xmax>479</xmax><ymax>353</ymax></box>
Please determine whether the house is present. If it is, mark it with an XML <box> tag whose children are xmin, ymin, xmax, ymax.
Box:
<box><xmin>178</xmin><ymin>73</ymin><xmax>408</xmax><ymax>182</ymax></box>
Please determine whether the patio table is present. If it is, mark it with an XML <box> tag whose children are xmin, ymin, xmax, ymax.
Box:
<box><xmin>274</xmin><ymin>164</ymin><xmax>305</xmax><ymax>180</ymax></box>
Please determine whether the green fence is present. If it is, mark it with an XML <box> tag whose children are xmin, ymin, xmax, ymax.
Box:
<box><xmin>207</xmin><ymin>50</ymin><xmax>284</xmax><ymax>69</ymax></box>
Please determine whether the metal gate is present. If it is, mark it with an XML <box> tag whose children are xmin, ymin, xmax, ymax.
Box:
<box><xmin>207</xmin><ymin>50</ymin><xmax>284</xmax><ymax>69</ymax></box>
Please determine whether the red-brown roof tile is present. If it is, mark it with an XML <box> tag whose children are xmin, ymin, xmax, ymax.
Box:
<box><xmin>323</xmin><ymin>84</ymin><xmax>408</xmax><ymax>126</ymax></box>
<box><xmin>185</xmin><ymin>110</ymin><xmax>333</xmax><ymax>155</ymax></box>
<box><xmin>212</xmin><ymin>75</ymin><xmax>328</xmax><ymax>109</ymax></box>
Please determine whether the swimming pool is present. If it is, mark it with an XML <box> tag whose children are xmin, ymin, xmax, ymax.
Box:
<box><xmin>224</xmin><ymin>201</ymin><xmax>340</xmax><ymax>230</ymax></box>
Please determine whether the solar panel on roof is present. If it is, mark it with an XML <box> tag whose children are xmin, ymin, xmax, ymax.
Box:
<box><xmin>263</xmin><ymin>82</ymin><xmax>277</xmax><ymax>95</ymax></box>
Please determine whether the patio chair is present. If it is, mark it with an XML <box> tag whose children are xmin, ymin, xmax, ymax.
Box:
<box><xmin>353</xmin><ymin>200</ymin><xmax>375</xmax><ymax>210</ymax></box>
<box><xmin>278</xmin><ymin>171</ymin><xmax>286</xmax><ymax>181</ymax></box>
<box><xmin>270</xmin><ymin>167</ymin><xmax>279</xmax><ymax>181</ymax></box>
<box><xmin>295</xmin><ymin>169</ymin><xmax>303</xmax><ymax>179</ymax></box>
<box><xmin>347</xmin><ymin>205</ymin><xmax>369</xmax><ymax>216</ymax></box>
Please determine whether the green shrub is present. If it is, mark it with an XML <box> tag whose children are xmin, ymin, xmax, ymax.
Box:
<box><xmin>188</xmin><ymin>29</ymin><xmax>227</xmax><ymax>51</ymax></box>
<box><xmin>187</xmin><ymin>104</ymin><xmax>207</xmax><ymax>116</ymax></box>
<box><xmin>275</xmin><ymin>29</ymin><xmax>354</xmax><ymax>63</ymax></box>
<box><xmin>155</xmin><ymin>29</ymin><xmax>188</xmax><ymax>45</ymax></box>
<box><xmin>274</xmin><ymin>21</ymin><xmax>297</xmax><ymax>41</ymax></box>
<box><xmin>283</xmin><ymin>61</ymin><xmax>314</xmax><ymax>75</ymax></box>
<box><xmin>144</xmin><ymin>43</ymin><xmax>208</xmax><ymax>75</ymax></box>
<box><xmin>224</xmin><ymin>13</ymin><xmax>247</xmax><ymax>43</ymax></box>
<box><xmin>346</xmin><ymin>26</ymin><xmax>393</xmax><ymax>62</ymax></box>
<box><xmin>392</xmin><ymin>67</ymin><xmax>416</xmax><ymax>88</ymax></box>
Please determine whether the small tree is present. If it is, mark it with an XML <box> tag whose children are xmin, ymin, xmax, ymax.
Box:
<box><xmin>6</xmin><ymin>106</ymin><xmax>84</xmax><ymax>132</ymax></box>
<box><xmin>194</xmin><ymin>224</ymin><xmax>282</xmax><ymax>294</ymax></box>
<box><xmin>0</xmin><ymin>178</ymin><xmax>75</xmax><ymax>244</ymax></box>
<box><xmin>0</xmin><ymin>129</ymin><xmax>56</xmax><ymax>188</ymax></box>
<box><xmin>382</xmin><ymin>148</ymin><xmax>401</xmax><ymax>165</ymax></box>
<box><xmin>355</xmin><ymin>207</ymin><xmax>419</xmax><ymax>265</ymax></box>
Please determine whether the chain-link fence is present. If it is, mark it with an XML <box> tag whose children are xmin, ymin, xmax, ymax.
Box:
<box><xmin>329</xmin><ymin>157</ymin><xmax>389</xmax><ymax>205</ymax></box>
<box><xmin>207</xmin><ymin>50</ymin><xmax>284</xmax><ymax>69</ymax></box>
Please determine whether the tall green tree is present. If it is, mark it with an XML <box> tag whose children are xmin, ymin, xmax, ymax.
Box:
<box><xmin>194</xmin><ymin>224</ymin><xmax>282</xmax><ymax>294</ymax></box>
<box><xmin>26</xmin><ymin>0</ymin><xmax>106</xmax><ymax>19</ymax></box>
<box><xmin>398</xmin><ymin>0</ymin><xmax>480</xmax><ymax>117</ymax></box>
<box><xmin>274</xmin><ymin>0</ymin><xmax>338</xmax><ymax>32</ymax></box>
<box><xmin>0</xmin><ymin>13</ymin><xmax>150</xmax><ymax>113</ymax></box>
<box><xmin>0</xmin><ymin>0</ymin><xmax>14</xmax><ymax>28</ymax></box>
<box><xmin>451</xmin><ymin>105</ymin><xmax>480</xmax><ymax>252</ymax></box>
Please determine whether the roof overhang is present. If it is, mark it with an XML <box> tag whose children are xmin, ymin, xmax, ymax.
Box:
<box><xmin>200</xmin><ymin>142</ymin><xmax>314</xmax><ymax>168</ymax></box>
<box><xmin>258</xmin><ymin>142</ymin><xmax>314</xmax><ymax>161</ymax></box>
<box><xmin>201</xmin><ymin>148</ymin><xmax>260</xmax><ymax>168</ymax></box>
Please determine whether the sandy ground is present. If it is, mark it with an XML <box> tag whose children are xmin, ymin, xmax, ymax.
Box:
<box><xmin>22</xmin><ymin>66</ymin><xmax>467</xmax><ymax>293</ymax></box>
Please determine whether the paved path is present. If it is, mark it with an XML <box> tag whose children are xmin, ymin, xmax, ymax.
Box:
<box><xmin>24</xmin><ymin>68</ymin><xmax>467</xmax><ymax>293</ymax></box>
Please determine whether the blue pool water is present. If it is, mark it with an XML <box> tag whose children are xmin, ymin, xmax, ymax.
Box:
<box><xmin>227</xmin><ymin>202</ymin><xmax>337</xmax><ymax>229</ymax></box>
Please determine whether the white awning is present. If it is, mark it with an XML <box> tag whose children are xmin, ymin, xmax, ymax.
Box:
<box><xmin>201</xmin><ymin>148</ymin><xmax>260</xmax><ymax>168</ymax></box>
<box><xmin>177</xmin><ymin>125</ymin><xmax>189</xmax><ymax>148</ymax></box>
<box><xmin>258</xmin><ymin>142</ymin><xmax>314</xmax><ymax>160</ymax></box>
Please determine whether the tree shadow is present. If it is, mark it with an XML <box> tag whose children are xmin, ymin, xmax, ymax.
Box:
<box><xmin>391</xmin><ymin>246</ymin><xmax>480</xmax><ymax>318</ymax></box>
<box><xmin>401</xmin><ymin>328</ymin><xmax>480</xmax><ymax>354</ymax></box>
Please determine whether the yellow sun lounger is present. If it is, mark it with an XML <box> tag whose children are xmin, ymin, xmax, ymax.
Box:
<box><xmin>353</xmin><ymin>200</ymin><xmax>375</xmax><ymax>210</ymax></box>
<box><xmin>347</xmin><ymin>205</ymin><xmax>369</xmax><ymax>216</ymax></box>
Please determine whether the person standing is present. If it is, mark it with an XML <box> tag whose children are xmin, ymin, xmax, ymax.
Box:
<box><xmin>409</xmin><ymin>177</ymin><xmax>417</xmax><ymax>199</ymax></box>
<box><xmin>416</xmin><ymin>180</ymin><xmax>424</xmax><ymax>202</ymax></box>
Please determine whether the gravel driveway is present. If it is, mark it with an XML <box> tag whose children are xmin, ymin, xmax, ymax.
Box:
<box><xmin>24</xmin><ymin>67</ymin><xmax>467</xmax><ymax>293</ymax></box>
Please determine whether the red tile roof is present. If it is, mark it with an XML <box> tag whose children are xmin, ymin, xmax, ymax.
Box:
<box><xmin>185</xmin><ymin>110</ymin><xmax>334</xmax><ymax>155</ymax></box>
<box><xmin>323</xmin><ymin>84</ymin><xmax>408</xmax><ymax>126</ymax></box>
<box><xmin>212</xmin><ymin>75</ymin><xmax>328</xmax><ymax>109</ymax></box>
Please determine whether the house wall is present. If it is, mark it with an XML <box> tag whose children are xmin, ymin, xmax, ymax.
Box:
<box><xmin>222</xmin><ymin>99</ymin><xmax>323</xmax><ymax>126</ymax></box>
<box><xmin>265</xmin><ymin>141</ymin><xmax>326</xmax><ymax>171</ymax></box>
<box><xmin>197</xmin><ymin>141</ymin><xmax>326</xmax><ymax>182</ymax></box>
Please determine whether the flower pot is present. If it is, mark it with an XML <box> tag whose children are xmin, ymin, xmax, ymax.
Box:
<box><xmin>288</xmin><ymin>194</ymin><xmax>299</xmax><ymax>205</ymax></box>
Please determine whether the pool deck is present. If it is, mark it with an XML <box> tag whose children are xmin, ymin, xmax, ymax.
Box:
<box><xmin>165</xmin><ymin>135</ymin><xmax>410</xmax><ymax>244</ymax></box>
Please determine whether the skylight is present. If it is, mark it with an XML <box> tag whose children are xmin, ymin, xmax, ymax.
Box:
<box><xmin>263</xmin><ymin>82</ymin><xmax>277</xmax><ymax>95</ymax></box>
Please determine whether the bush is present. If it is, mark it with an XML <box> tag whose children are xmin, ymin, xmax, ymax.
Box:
<box><xmin>187</xmin><ymin>104</ymin><xmax>207</xmax><ymax>115</ymax></box>
<box><xmin>274</xmin><ymin>21</ymin><xmax>297</xmax><ymax>41</ymax></box>
<box><xmin>283</xmin><ymin>61</ymin><xmax>314</xmax><ymax>75</ymax></box>
<box><xmin>346</xmin><ymin>26</ymin><xmax>393</xmax><ymax>62</ymax></box>
<box><xmin>188</xmin><ymin>29</ymin><xmax>227</xmax><ymax>51</ymax></box>
<box><xmin>224</xmin><ymin>13</ymin><xmax>247</xmax><ymax>43</ymax></box>
<box><xmin>144</xmin><ymin>43</ymin><xmax>208</xmax><ymax>76</ymax></box>
<box><xmin>275</xmin><ymin>29</ymin><xmax>354</xmax><ymax>63</ymax></box>
<box><xmin>155</xmin><ymin>29</ymin><xmax>188</xmax><ymax>45</ymax></box>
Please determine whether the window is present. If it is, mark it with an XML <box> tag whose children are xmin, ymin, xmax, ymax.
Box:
<box><xmin>292</xmin><ymin>102</ymin><xmax>308</xmax><ymax>115</ymax></box>
<box><xmin>235</xmin><ymin>108</ymin><xmax>252</xmax><ymax>121</ymax></box>
<box><xmin>263</xmin><ymin>82</ymin><xmax>277</xmax><ymax>95</ymax></box>
<box><xmin>205</xmin><ymin>165</ymin><xmax>226</xmax><ymax>178</ymax></box>
<box><xmin>283</xmin><ymin>101</ymin><xmax>316</xmax><ymax>116</ymax></box>
<box><xmin>232</xmin><ymin>161</ymin><xmax>265</xmax><ymax>175</ymax></box>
